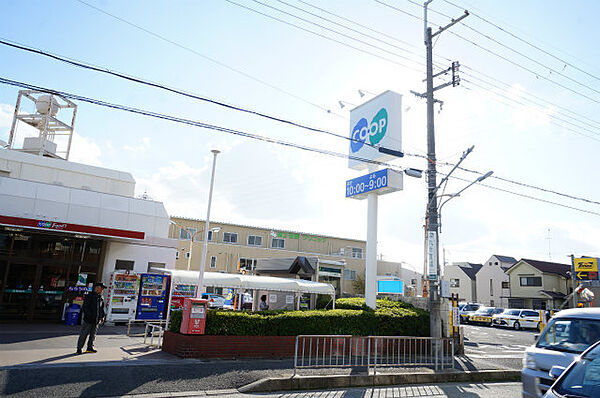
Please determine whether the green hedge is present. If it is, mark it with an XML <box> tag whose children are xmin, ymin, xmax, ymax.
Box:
<box><xmin>168</xmin><ymin>298</ymin><xmax>429</xmax><ymax>336</ymax></box>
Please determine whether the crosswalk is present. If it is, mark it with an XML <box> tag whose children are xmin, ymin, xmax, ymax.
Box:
<box><xmin>465</xmin><ymin>343</ymin><xmax>528</xmax><ymax>359</ymax></box>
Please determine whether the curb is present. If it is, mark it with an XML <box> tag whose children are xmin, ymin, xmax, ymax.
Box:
<box><xmin>101</xmin><ymin>389</ymin><xmax>240</xmax><ymax>398</ymax></box>
<box><xmin>238</xmin><ymin>370</ymin><xmax>522</xmax><ymax>393</ymax></box>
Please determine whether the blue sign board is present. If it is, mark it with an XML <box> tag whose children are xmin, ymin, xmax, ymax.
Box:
<box><xmin>378</xmin><ymin>280</ymin><xmax>404</xmax><ymax>294</ymax></box>
<box><xmin>346</xmin><ymin>169</ymin><xmax>389</xmax><ymax>198</ymax></box>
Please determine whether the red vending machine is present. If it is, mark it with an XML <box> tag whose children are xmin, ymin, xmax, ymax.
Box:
<box><xmin>180</xmin><ymin>298</ymin><xmax>208</xmax><ymax>335</ymax></box>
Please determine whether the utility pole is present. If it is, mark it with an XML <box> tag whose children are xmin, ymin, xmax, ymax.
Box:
<box><xmin>419</xmin><ymin>1</ymin><xmax>468</xmax><ymax>338</ymax></box>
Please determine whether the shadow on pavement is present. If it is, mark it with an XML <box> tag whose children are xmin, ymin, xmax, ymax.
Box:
<box><xmin>1</xmin><ymin>359</ymin><xmax>295</xmax><ymax>397</ymax></box>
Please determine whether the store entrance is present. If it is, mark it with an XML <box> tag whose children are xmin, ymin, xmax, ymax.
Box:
<box><xmin>0</xmin><ymin>231</ymin><xmax>104</xmax><ymax>322</ymax></box>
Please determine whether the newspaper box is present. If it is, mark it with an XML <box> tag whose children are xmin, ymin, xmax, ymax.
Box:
<box><xmin>180</xmin><ymin>298</ymin><xmax>208</xmax><ymax>335</ymax></box>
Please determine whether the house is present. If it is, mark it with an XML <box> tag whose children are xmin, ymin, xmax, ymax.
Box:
<box><xmin>443</xmin><ymin>262</ymin><xmax>483</xmax><ymax>302</ymax></box>
<box><xmin>505</xmin><ymin>259</ymin><xmax>572</xmax><ymax>310</ymax></box>
<box><xmin>476</xmin><ymin>255</ymin><xmax>517</xmax><ymax>307</ymax></box>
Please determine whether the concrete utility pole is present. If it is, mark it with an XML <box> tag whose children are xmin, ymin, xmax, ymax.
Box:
<box><xmin>422</xmin><ymin>1</ymin><xmax>469</xmax><ymax>338</ymax></box>
<box><xmin>198</xmin><ymin>149</ymin><xmax>220</xmax><ymax>295</ymax></box>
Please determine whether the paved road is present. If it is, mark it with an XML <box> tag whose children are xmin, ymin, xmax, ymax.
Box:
<box><xmin>461</xmin><ymin>323</ymin><xmax>537</xmax><ymax>370</ymax></box>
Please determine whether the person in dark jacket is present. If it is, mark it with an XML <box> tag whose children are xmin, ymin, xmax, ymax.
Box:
<box><xmin>76</xmin><ymin>282</ymin><xmax>106</xmax><ymax>354</ymax></box>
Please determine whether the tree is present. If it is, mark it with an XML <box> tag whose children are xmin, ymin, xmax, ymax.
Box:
<box><xmin>353</xmin><ymin>273</ymin><xmax>365</xmax><ymax>295</ymax></box>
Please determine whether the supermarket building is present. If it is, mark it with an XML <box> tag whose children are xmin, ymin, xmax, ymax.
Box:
<box><xmin>0</xmin><ymin>148</ymin><xmax>177</xmax><ymax>321</ymax></box>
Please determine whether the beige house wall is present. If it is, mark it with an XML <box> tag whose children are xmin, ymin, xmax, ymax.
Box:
<box><xmin>508</xmin><ymin>262</ymin><xmax>546</xmax><ymax>299</ymax></box>
<box><xmin>442</xmin><ymin>264</ymin><xmax>474</xmax><ymax>302</ymax></box>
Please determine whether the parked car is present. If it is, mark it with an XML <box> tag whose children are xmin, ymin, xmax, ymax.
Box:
<box><xmin>521</xmin><ymin>308</ymin><xmax>600</xmax><ymax>398</ymax></box>
<box><xmin>468</xmin><ymin>307</ymin><xmax>504</xmax><ymax>326</ymax></box>
<box><xmin>492</xmin><ymin>308</ymin><xmax>541</xmax><ymax>331</ymax></box>
<box><xmin>542</xmin><ymin>340</ymin><xmax>600</xmax><ymax>398</ymax></box>
<box><xmin>458</xmin><ymin>303</ymin><xmax>482</xmax><ymax>324</ymax></box>
<box><xmin>201</xmin><ymin>293</ymin><xmax>226</xmax><ymax>308</ymax></box>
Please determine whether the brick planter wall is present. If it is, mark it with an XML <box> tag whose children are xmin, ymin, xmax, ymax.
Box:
<box><xmin>162</xmin><ymin>331</ymin><xmax>297</xmax><ymax>359</ymax></box>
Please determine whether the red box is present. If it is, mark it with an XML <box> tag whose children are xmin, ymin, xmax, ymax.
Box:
<box><xmin>180</xmin><ymin>298</ymin><xmax>208</xmax><ymax>335</ymax></box>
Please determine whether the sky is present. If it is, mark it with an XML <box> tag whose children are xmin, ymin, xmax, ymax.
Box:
<box><xmin>1</xmin><ymin>0</ymin><xmax>600</xmax><ymax>274</ymax></box>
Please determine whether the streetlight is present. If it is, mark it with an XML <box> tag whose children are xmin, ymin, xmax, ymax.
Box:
<box><xmin>437</xmin><ymin>171</ymin><xmax>493</xmax><ymax>233</ymax></box>
<box><xmin>198</xmin><ymin>149</ymin><xmax>220</xmax><ymax>297</ymax></box>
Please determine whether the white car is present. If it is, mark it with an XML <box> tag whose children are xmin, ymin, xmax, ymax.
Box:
<box><xmin>521</xmin><ymin>308</ymin><xmax>600</xmax><ymax>398</ymax></box>
<box><xmin>492</xmin><ymin>308</ymin><xmax>542</xmax><ymax>331</ymax></box>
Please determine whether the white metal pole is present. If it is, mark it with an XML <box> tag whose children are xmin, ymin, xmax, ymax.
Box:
<box><xmin>365</xmin><ymin>190</ymin><xmax>378</xmax><ymax>309</ymax></box>
<box><xmin>197</xmin><ymin>149</ymin><xmax>220</xmax><ymax>296</ymax></box>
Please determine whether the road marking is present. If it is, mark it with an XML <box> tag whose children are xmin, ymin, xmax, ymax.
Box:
<box><xmin>467</xmin><ymin>354</ymin><xmax>525</xmax><ymax>359</ymax></box>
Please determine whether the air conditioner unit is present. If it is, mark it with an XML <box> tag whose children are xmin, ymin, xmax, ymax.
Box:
<box><xmin>339</xmin><ymin>248</ymin><xmax>346</xmax><ymax>255</ymax></box>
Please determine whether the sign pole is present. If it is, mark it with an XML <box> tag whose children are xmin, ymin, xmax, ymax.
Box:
<box><xmin>571</xmin><ymin>254</ymin><xmax>577</xmax><ymax>308</ymax></box>
<box><xmin>365</xmin><ymin>181</ymin><xmax>378</xmax><ymax>310</ymax></box>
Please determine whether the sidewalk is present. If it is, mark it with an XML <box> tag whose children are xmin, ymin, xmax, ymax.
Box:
<box><xmin>0</xmin><ymin>323</ymin><xmax>176</xmax><ymax>368</ymax></box>
<box><xmin>0</xmin><ymin>324</ymin><xmax>520</xmax><ymax>397</ymax></box>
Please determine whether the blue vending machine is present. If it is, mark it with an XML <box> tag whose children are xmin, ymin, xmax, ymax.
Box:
<box><xmin>136</xmin><ymin>274</ymin><xmax>169</xmax><ymax>320</ymax></box>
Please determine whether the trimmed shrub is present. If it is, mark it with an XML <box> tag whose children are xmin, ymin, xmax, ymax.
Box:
<box><xmin>169</xmin><ymin>298</ymin><xmax>429</xmax><ymax>336</ymax></box>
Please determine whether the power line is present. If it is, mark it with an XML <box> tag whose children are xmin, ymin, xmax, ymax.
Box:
<box><xmin>72</xmin><ymin>0</ymin><xmax>340</xmax><ymax>118</ymax></box>
<box><xmin>0</xmin><ymin>37</ymin><xmax>373</xmax><ymax>149</ymax></box>
<box><xmin>404</xmin><ymin>0</ymin><xmax>600</xmax><ymax>98</ymax></box>
<box><xmin>4</xmin><ymin>76</ymin><xmax>599</xmax><ymax>218</ymax></box>
<box><xmin>223</xmin><ymin>0</ymin><xmax>424</xmax><ymax>73</ymax></box>
<box><xmin>441</xmin><ymin>0</ymin><xmax>600</xmax><ymax>84</ymax></box>
<box><xmin>0</xmin><ymin>76</ymin><xmax>404</xmax><ymax>171</ymax></box>
<box><xmin>377</xmin><ymin>0</ymin><xmax>600</xmax><ymax>105</ymax></box>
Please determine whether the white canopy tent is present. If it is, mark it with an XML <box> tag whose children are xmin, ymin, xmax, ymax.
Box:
<box><xmin>152</xmin><ymin>268</ymin><xmax>336</xmax><ymax>326</ymax></box>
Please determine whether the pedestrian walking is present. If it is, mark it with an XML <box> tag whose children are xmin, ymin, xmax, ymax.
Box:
<box><xmin>76</xmin><ymin>282</ymin><xmax>106</xmax><ymax>354</ymax></box>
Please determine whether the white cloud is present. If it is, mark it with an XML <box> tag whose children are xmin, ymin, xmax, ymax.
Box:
<box><xmin>123</xmin><ymin>137</ymin><xmax>151</xmax><ymax>153</ymax></box>
<box><xmin>69</xmin><ymin>132</ymin><xmax>103</xmax><ymax>166</ymax></box>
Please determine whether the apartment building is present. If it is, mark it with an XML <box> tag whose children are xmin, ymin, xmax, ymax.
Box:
<box><xmin>169</xmin><ymin>217</ymin><xmax>420</xmax><ymax>297</ymax></box>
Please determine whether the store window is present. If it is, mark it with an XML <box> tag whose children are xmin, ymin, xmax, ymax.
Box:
<box><xmin>247</xmin><ymin>235</ymin><xmax>262</xmax><ymax>246</ymax></box>
<box><xmin>520</xmin><ymin>276</ymin><xmax>542</xmax><ymax>286</ymax></box>
<box><xmin>343</xmin><ymin>269</ymin><xmax>356</xmax><ymax>280</ymax></box>
<box><xmin>223</xmin><ymin>232</ymin><xmax>238</xmax><ymax>244</ymax></box>
<box><xmin>115</xmin><ymin>260</ymin><xmax>134</xmax><ymax>271</ymax></box>
<box><xmin>351</xmin><ymin>247</ymin><xmax>363</xmax><ymax>259</ymax></box>
<box><xmin>271</xmin><ymin>238</ymin><xmax>285</xmax><ymax>249</ymax></box>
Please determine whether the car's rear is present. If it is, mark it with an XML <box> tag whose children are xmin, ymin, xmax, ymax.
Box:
<box><xmin>521</xmin><ymin>308</ymin><xmax>600</xmax><ymax>397</ymax></box>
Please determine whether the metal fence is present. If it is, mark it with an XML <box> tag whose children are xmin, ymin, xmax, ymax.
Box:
<box><xmin>294</xmin><ymin>335</ymin><xmax>454</xmax><ymax>375</ymax></box>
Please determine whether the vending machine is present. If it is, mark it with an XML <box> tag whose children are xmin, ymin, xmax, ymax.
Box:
<box><xmin>170</xmin><ymin>283</ymin><xmax>197</xmax><ymax>310</ymax></box>
<box><xmin>106</xmin><ymin>271</ymin><xmax>140</xmax><ymax>323</ymax></box>
<box><xmin>136</xmin><ymin>273</ymin><xmax>169</xmax><ymax>320</ymax></box>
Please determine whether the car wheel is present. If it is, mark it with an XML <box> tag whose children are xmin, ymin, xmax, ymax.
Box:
<box><xmin>513</xmin><ymin>321</ymin><xmax>521</xmax><ymax>331</ymax></box>
<box><xmin>486</xmin><ymin>321</ymin><xmax>492</xmax><ymax>327</ymax></box>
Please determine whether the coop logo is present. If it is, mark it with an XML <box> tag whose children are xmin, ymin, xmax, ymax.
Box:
<box><xmin>350</xmin><ymin>107</ymin><xmax>388</xmax><ymax>153</ymax></box>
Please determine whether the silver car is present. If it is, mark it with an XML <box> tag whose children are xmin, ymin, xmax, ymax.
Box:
<box><xmin>522</xmin><ymin>308</ymin><xmax>600</xmax><ymax>397</ymax></box>
<box><xmin>543</xmin><ymin>340</ymin><xmax>600</xmax><ymax>398</ymax></box>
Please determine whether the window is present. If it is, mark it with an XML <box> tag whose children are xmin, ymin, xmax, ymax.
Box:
<box><xmin>450</xmin><ymin>278</ymin><xmax>460</xmax><ymax>288</ymax></box>
<box><xmin>520</xmin><ymin>276</ymin><xmax>542</xmax><ymax>286</ymax></box>
<box><xmin>147</xmin><ymin>262</ymin><xmax>164</xmax><ymax>273</ymax></box>
<box><xmin>115</xmin><ymin>259</ymin><xmax>134</xmax><ymax>271</ymax></box>
<box><xmin>494</xmin><ymin>262</ymin><xmax>498</xmax><ymax>265</ymax></box>
<box><xmin>490</xmin><ymin>279</ymin><xmax>494</xmax><ymax>296</ymax></box>
<box><xmin>223</xmin><ymin>232</ymin><xmax>238</xmax><ymax>244</ymax></box>
<box><xmin>209</xmin><ymin>256</ymin><xmax>217</xmax><ymax>269</ymax></box>
<box><xmin>207</xmin><ymin>230</ymin><xmax>213</xmax><ymax>241</ymax></box>
<box><xmin>490</xmin><ymin>300</ymin><xmax>495</xmax><ymax>307</ymax></box>
<box><xmin>179</xmin><ymin>227</ymin><xmax>197</xmax><ymax>240</ymax></box>
<box><xmin>247</xmin><ymin>235</ymin><xmax>262</xmax><ymax>246</ymax></box>
<box><xmin>502</xmin><ymin>281</ymin><xmax>510</xmax><ymax>289</ymax></box>
<box><xmin>271</xmin><ymin>238</ymin><xmax>285</xmax><ymax>249</ymax></box>
<box><xmin>175</xmin><ymin>251</ymin><xmax>179</xmax><ymax>259</ymax></box>
<box><xmin>344</xmin><ymin>269</ymin><xmax>356</xmax><ymax>280</ymax></box>
<box><xmin>411</xmin><ymin>279</ymin><xmax>417</xmax><ymax>285</ymax></box>
<box><xmin>489</xmin><ymin>262</ymin><xmax>492</xmax><ymax>265</ymax></box>
<box><xmin>239</xmin><ymin>258</ymin><xmax>257</xmax><ymax>271</ymax></box>
<box><xmin>351</xmin><ymin>247</ymin><xmax>363</xmax><ymax>259</ymax></box>
<box><xmin>185</xmin><ymin>252</ymin><xmax>190</xmax><ymax>258</ymax></box>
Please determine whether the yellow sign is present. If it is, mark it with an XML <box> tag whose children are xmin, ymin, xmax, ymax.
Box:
<box><xmin>575</xmin><ymin>258</ymin><xmax>598</xmax><ymax>273</ymax></box>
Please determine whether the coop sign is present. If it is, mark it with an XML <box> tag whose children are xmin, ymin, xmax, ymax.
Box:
<box><xmin>348</xmin><ymin>90</ymin><xmax>403</xmax><ymax>170</ymax></box>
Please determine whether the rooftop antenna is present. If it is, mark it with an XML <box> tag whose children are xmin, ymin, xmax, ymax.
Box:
<box><xmin>7</xmin><ymin>90</ymin><xmax>77</xmax><ymax>160</ymax></box>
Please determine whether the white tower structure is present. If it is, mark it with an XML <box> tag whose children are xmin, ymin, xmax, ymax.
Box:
<box><xmin>7</xmin><ymin>90</ymin><xmax>77</xmax><ymax>160</ymax></box>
